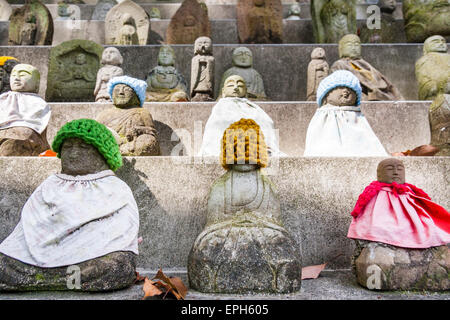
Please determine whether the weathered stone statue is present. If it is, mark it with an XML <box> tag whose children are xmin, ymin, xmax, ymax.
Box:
<box><xmin>0</xmin><ymin>57</ymin><xmax>20</xmax><ymax>95</ymax></box>
<box><xmin>105</xmin><ymin>0</ymin><xmax>150</xmax><ymax>46</ymax></box>
<box><xmin>306</xmin><ymin>47</ymin><xmax>329</xmax><ymax>102</ymax></box>
<box><xmin>403</xmin><ymin>0</ymin><xmax>450</xmax><ymax>43</ymax></box>
<box><xmin>286</xmin><ymin>2</ymin><xmax>301</xmax><ymax>20</ymax></box>
<box><xmin>331</xmin><ymin>34</ymin><xmax>404</xmax><ymax>101</ymax></box>
<box><xmin>56</xmin><ymin>2</ymin><xmax>74</xmax><ymax>20</ymax></box>
<box><xmin>236</xmin><ymin>0</ymin><xmax>283</xmax><ymax>44</ymax></box>
<box><xmin>191</xmin><ymin>37</ymin><xmax>215</xmax><ymax>102</ymax></box>
<box><xmin>149</xmin><ymin>7</ymin><xmax>161</xmax><ymax>20</ymax></box>
<box><xmin>94</xmin><ymin>47</ymin><xmax>124</xmax><ymax>103</ymax></box>
<box><xmin>415</xmin><ymin>35</ymin><xmax>450</xmax><ymax>101</ymax></box>
<box><xmin>360</xmin><ymin>0</ymin><xmax>398</xmax><ymax>43</ymax></box>
<box><xmin>91</xmin><ymin>0</ymin><xmax>117</xmax><ymax>21</ymax></box>
<box><xmin>145</xmin><ymin>45</ymin><xmax>189</xmax><ymax>102</ymax></box>
<box><xmin>0</xmin><ymin>0</ymin><xmax>13</xmax><ymax>21</ymax></box>
<box><xmin>200</xmin><ymin>75</ymin><xmax>283</xmax><ymax>156</ymax></box>
<box><xmin>96</xmin><ymin>76</ymin><xmax>160</xmax><ymax>156</ymax></box>
<box><xmin>429</xmin><ymin>94</ymin><xmax>450</xmax><ymax>156</ymax></box>
<box><xmin>0</xmin><ymin>119</ymin><xmax>139</xmax><ymax>291</ymax></box>
<box><xmin>348</xmin><ymin>158</ymin><xmax>450</xmax><ymax>291</ymax></box>
<box><xmin>219</xmin><ymin>47</ymin><xmax>267</xmax><ymax>101</ymax></box>
<box><xmin>311</xmin><ymin>0</ymin><xmax>356</xmax><ymax>43</ymax></box>
<box><xmin>46</xmin><ymin>39</ymin><xmax>103</xmax><ymax>102</ymax></box>
<box><xmin>166</xmin><ymin>0</ymin><xmax>211</xmax><ymax>44</ymax></box>
<box><xmin>304</xmin><ymin>70</ymin><xmax>388</xmax><ymax>156</ymax></box>
<box><xmin>8</xmin><ymin>0</ymin><xmax>53</xmax><ymax>45</ymax></box>
<box><xmin>0</xmin><ymin>64</ymin><xmax>51</xmax><ymax>156</ymax></box>
<box><xmin>189</xmin><ymin>118</ymin><xmax>301</xmax><ymax>294</ymax></box>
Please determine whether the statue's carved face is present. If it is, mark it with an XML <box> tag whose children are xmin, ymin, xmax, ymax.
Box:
<box><xmin>112</xmin><ymin>84</ymin><xmax>139</xmax><ymax>108</ymax></box>
<box><xmin>289</xmin><ymin>3</ymin><xmax>301</xmax><ymax>15</ymax></box>
<box><xmin>195</xmin><ymin>37</ymin><xmax>212</xmax><ymax>55</ymax></box>
<box><xmin>222</xmin><ymin>75</ymin><xmax>247</xmax><ymax>98</ymax></box>
<box><xmin>311</xmin><ymin>47</ymin><xmax>326</xmax><ymax>59</ymax></box>
<box><xmin>323</xmin><ymin>86</ymin><xmax>357</xmax><ymax>106</ymax></box>
<box><xmin>184</xmin><ymin>15</ymin><xmax>196</xmax><ymax>27</ymax></box>
<box><xmin>424</xmin><ymin>35</ymin><xmax>447</xmax><ymax>54</ymax></box>
<box><xmin>10</xmin><ymin>64</ymin><xmax>39</xmax><ymax>93</ymax></box>
<box><xmin>60</xmin><ymin>137</ymin><xmax>109</xmax><ymax>176</ymax></box>
<box><xmin>232</xmin><ymin>47</ymin><xmax>253</xmax><ymax>68</ymax></box>
<box><xmin>102</xmin><ymin>47</ymin><xmax>123</xmax><ymax>66</ymax></box>
<box><xmin>339</xmin><ymin>35</ymin><xmax>361</xmax><ymax>59</ymax></box>
<box><xmin>158</xmin><ymin>47</ymin><xmax>175</xmax><ymax>66</ymax></box>
<box><xmin>75</xmin><ymin>53</ymin><xmax>87</xmax><ymax>65</ymax></box>
<box><xmin>377</xmin><ymin>159</ymin><xmax>405</xmax><ymax>184</ymax></box>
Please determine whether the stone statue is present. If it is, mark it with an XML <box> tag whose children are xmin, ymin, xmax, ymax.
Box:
<box><xmin>429</xmin><ymin>94</ymin><xmax>450</xmax><ymax>156</ymax></box>
<box><xmin>149</xmin><ymin>7</ymin><xmax>161</xmax><ymax>20</ymax></box>
<box><xmin>359</xmin><ymin>0</ymin><xmax>398</xmax><ymax>43</ymax></box>
<box><xmin>236</xmin><ymin>0</ymin><xmax>283</xmax><ymax>44</ymax></box>
<box><xmin>219</xmin><ymin>47</ymin><xmax>267</xmax><ymax>101</ymax></box>
<box><xmin>191</xmin><ymin>36</ymin><xmax>215</xmax><ymax>102</ymax></box>
<box><xmin>415</xmin><ymin>35</ymin><xmax>450</xmax><ymax>101</ymax></box>
<box><xmin>189</xmin><ymin>118</ymin><xmax>301</xmax><ymax>294</ymax></box>
<box><xmin>8</xmin><ymin>0</ymin><xmax>53</xmax><ymax>46</ymax></box>
<box><xmin>304</xmin><ymin>70</ymin><xmax>388</xmax><ymax>156</ymax></box>
<box><xmin>0</xmin><ymin>57</ymin><xmax>20</xmax><ymax>94</ymax></box>
<box><xmin>96</xmin><ymin>76</ymin><xmax>160</xmax><ymax>156</ymax></box>
<box><xmin>0</xmin><ymin>0</ymin><xmax>12</xmax><ymax>21</ymax></box>
<box><xmin>331</xmin><ymin>34</ymin><xmax>404</xmax><ymax>101</ymax></box>
<box><xmin>94</xmin><ymin>47</ymin><xmax>124</xmax><ymax>103</ymax></box>
<box><xmin>91</xmin><ymin>0</ymin><xmax>117</xmax><ymax>21</ymax></box>
<box><xmin>166</xmin><ymin>0</ymin><xmax>211</xmax><ymax>44</ymax></box>
<box><xmin>46</xmin><ymin>39</ymin><xmax>103</xmax><ymax>102</ymax></box>
<box><xmin>286</xmin><ymin>2</ymin><xmax>301</xmax><ymax>20</ymax></box>
<box><xmin>0</xmin><ymin>119</ymin><xmax>139</xmax><ymax>291</ymax></box>
<box><xmin>348</xmin><ymin>158</ymin><xmax>450</xmax><ymax>291</ymax></box>
<box><xmin>56</xmin><ymin>2</ymin><xmax>74</xmax><ymax>20</ymax></box>
<box><xmin>105</xmin><ymin>0</ymin><xmax>150</xmax><ymax>46</ymax></box>
<box><xmin>199</xmin><ymin>75</ymin><xmax>283</xmax><ymax>156</ymax></box>
<box><xmin>145</xmin><ymin>45</ymin><xmax>189</xmax><ymax>102</ymax></box>
<box><xmin>0</xmin><ymin>64</ymin><xmax>51</xmax><ymax>156</ymax></box>
<box><xmin>403</xmin><ymin>0</ymin><xmax>450</xmax><ymax>43</ymax></box>
<box><xmin>306</xmin><ymin>47</ymin><xmax>329</xmax><ymax>102</ymax></box>
<box><xmin>311</xmin><ymin>0</ymin><xmax>356</xmax><ymax>43</ymax></box>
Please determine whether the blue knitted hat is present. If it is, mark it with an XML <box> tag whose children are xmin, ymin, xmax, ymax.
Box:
<box><xmin>316</xmin><ymin>70</ymin><xmax>362</xmax><ymax>106</ymax></box>
<box><xmin>108</xmin><ymin>76</ymin><xmax>147</xmax><ymax>107</ymax></box>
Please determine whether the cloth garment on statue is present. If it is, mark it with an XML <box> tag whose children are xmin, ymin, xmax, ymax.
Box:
<box><xmin>0</xmin><ymin>170</ymin><xmax>139</xmax><ymax>268</ymax></box>
<box><xmin>199</xmin><ymin>97</ymin><xmax>284</xmax><ymax>156</ymax></box>
<box><xmin>347</xmin><ymin>181</ymin><xmax>450</xmax><ymax>249</ymax></box>
<box><xmin>0</xmin><ymin>91</ymin><xmax>51</xmax><ymax>134</ymax></box>
<box><xmin>303</xmin><ymin>104</ymin><xmax>388</xmax><ymax>156</ymax></box>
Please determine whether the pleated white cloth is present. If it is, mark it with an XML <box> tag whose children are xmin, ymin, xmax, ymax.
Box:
<box><xmin>0</xmin><ymin>170</ymin><xmax>139</xmax><ymax>268</ymax></box>
<box><xmin>0</xmin><ymin>91</ymin><xmax>51</xmax><ymax>134</ymax></box>
<box><xmin>199</xmin><ymin>97</ymin><xmax>285</xmax><ymax>156</ymax></box>
<box><xmin>303</xmin><ymin>104</ymin><xmax>388</xmax><ymax>156</ymax></box>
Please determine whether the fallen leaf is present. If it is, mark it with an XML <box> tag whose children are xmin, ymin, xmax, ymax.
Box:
<box><xmin>152</xmin><ymin>268</ymin><xmax>188</xmax><ymax>300</ymax></box>
<box><xmin>169</xmin><ymin>276</ymin><xmax>188</xmax><ymax>299</ymax></box>
<box><xmin>301</xmin><ymin>263</ymin><xmax>327</xmax><ymax>280</ymax></box>
<box><xmin>134</xmin><ymin>272</ymin><xmax>146</xmax><ymax>283</ymax></box>
<box><xmin>142</xmin><ymin>278</ymin><xmax>163</xmax><ymax>300</ymax></box>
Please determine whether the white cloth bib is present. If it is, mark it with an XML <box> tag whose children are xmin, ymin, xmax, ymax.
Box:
<box><xmin>0</xmin><ymin>170</ymin><xmax>139</xmax><ymax>268</ymax></box>
<box><xmin>303</xmin><ymin>104</ymin><xmax>388</xmax><ymax>156</ymax></box>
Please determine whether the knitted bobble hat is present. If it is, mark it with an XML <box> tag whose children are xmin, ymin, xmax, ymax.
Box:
<box><xmin>107</xmin><ymin>75</ymin><xmax>148</xmax><ymax>107</ymax></box>
<box><xmin>52</xmin><ymin>119</ymin><xmax>123</xmax><ymax>171</ymax></box>
<box><xmin>316</xmin><ymin>70</ymin><xmax>362</xmax><ymax>107</ymax></box>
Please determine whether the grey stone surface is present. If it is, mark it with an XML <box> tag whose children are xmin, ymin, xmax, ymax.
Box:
<box><xmin>0</xmin><ymin>157</ymin><xmax>448</xmax><ymax>271</ymax></box>
<box><xmin>52</xmin><ymin>20</ymin><xmax>105</xmax><ymax>45</ymax></box>
<box><xmin>0</xmin><ymin>44</ymin><xmax>426</xmax><ymax>100</ymax></box>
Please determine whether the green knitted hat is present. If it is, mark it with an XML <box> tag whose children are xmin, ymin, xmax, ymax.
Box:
<box><xmin>52</xmin><ymin>119</ymin><xmax>123</xmax><ymax>171</ymax></box>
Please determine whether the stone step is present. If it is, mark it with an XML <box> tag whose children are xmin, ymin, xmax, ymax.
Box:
<box><xmin>0</xmin><ymin>157</ymin><xmax>448</xmax><ymax>271</ymax></box>
<box><xmin>45</xmin><ymin>101</ymin><xmax>431</xmax><ymax>156</ymax></box>
<box><xmin>0</xmin><ymin>44</ymin><xmax>424</xmax><ymax>101</ymax></box>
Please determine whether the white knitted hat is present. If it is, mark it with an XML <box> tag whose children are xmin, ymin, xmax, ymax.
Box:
<box><xmin>108</xmin><ymin>76</ymin><xmax>147</xmax><ymax>107</ymax></box>
<box><xmin>316</xmin><ymin>70</ymin><xmax>362</xmax><ymax>106</ymax></box>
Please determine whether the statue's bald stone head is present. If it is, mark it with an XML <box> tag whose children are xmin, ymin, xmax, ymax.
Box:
<box><xmin>339</xmin><ymin>34</ymin><xmax>361</xmax><ymax>59</ymax></box>
<box><xmin>10</xmin><ymin>63</ymin><xmax>40</xmax><ymax>93</ymax></box>
<box><xmin>232</xmin><ymin>47</ymin><xmax>253</xmax><ymax>68</ymax></box>
<box><xmin>222</xmin><ymin>75</ymin><xmax>247</xmax><ymax>98</ymax></box>
<box><xmin>194</xmin><ymin>36</ymin><xmax>212</xmax><ymax>55</ymax></box>
<box><xmin>424</xmin><ymin>35</ymin><xmax>447</xmax><ymax>55</ymax></box>
<box><xmin>377</xmin><ymin>158</ymin><xmax>405</xmax><ymax>184</ymax></box>
<box><xmin>158</xmin><ymin>46</ymin><xmax>175</xmax><ymax>67</ymax></box>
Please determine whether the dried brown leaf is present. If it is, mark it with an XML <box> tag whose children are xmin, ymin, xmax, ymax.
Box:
<box><xmin>135</xmin><ymin>272</ymin><xmax>146</xmax><ymax>284</ymax></box>
<box><xmin>142</xmin><ymin>278</ymin><xmax>163</xmax><ymax>299</ymax></box>
<box><xmin>152</xmin><ymin>268</ymin><xmax>188</xmax><ymax>300</ymax></box>
<box><xmin>301</xmin><ymin>263</ymin><xmax>327</xmax><ymax>280</ymax></box>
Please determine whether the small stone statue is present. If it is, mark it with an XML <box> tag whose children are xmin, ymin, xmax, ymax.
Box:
<box><xmin>191</xmin><ymin>36</ymin><xmax>215</xmax><ymax>102</ymax></box>
<box><xmin>304</xmin><ymin>70</ymin><xmax>388</xmax><ymax>156</ymax></box>
<box><xmin>199</xmin><ymin>75</ymin><xmax>283</xmax><ymax>156</ymax></box>
<box><xmin>96</xmin><ymin>76</ymin><xmax>160</xmax><ymax>156</ymax></box>
<box><xmin>145</xmin><ymin>45</ymin><xmax>189</xmax><ymax>102</ymax></box>
<box><xmin>359</xmin><ymin>0</ymin><xmax>398</xmax><ymax>43</ymax></box>
<box><xmin>94</xmin><ymin>47</ymin><xmax>124</xmax><ymax>103</ymax></box>
<box><xmin>189</xmin><ymin>118</ymin><xmax>302</xmax><ymax>294</ymax></box>
<box><xmin>286</xmin><ymin>2</ymin><xmax>301</xmax><ymax>20</ymax></box>
<box><xmin>415</xmin><ymin>35</ymin><xmax>450</xmax><ymax>101</ymax></box>
<box><xmin>56</xmin><ymin>2</ymin><xmax>74</xmax><ymax>20</ymax></box>
<box><xmin>306</xmin><ymin>47</ymin><xmax>329</xmax><ymax>102</ymax></box>
<box><xmin>311</xmin><ymin>0</ymin><xmax>356</xmax><ymax>43</ymax></box>
<box><xmin>219</xmin><ymin>47</ymin><xmax>267</xmax><ymax>101</ymax></box>
<box><xmin>331</xmin><ymin>34</ymin><xmax>404</xmax><ymax>101</ymax></box>
<box><xmin>0</xmin><ymin>0</ymin><xmax>12</xmax><ymax>21</ymax></box>
<box><xmin>429</xmin><ymin>94</ymin><xmax>450</xmax><ymax>156</ymax></box>
<box><xmin>149</xmin><ymin>7</ymin><xmax>161</xmax><ymax>20</ymax></box>
<box><xmin>0</xmin><ymin>57</ymin><xmax>20</xmax><ymax>94</ymax></box>
<box><xmin>0</xmin><ymin>119</ymin><xmax>139</xmax><ymax>291</ymax></box>
<box><xmin>348</xmin><ymin>158</ymin><xmax>450</xmax><ymax>291</ymax></box>
<box><xmin>118</xmin><ymin>13</ymin><xmax>139</xmax><ymax>45</ymax></box>
<box><xmin>0</xmin><ymin>64</ymin><xmax>51</xmax><ymax>156</ymax></box>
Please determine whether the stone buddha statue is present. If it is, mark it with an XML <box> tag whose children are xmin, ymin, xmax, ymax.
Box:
<box><xmin>348</xmin><ymin>158</ymin><xmax>450</xmax><ymax>291</ymax></box>
<box><xmin>118</xmin><ymin>13</ymin><xmax>139</xmax><ymax>45</ymax></box>
<box><xmin>189</xmin><ymin>118</ymin><xmax>302</xmax><ymax>294</ymax></box>
<box><xmin>415</xmin><ymin>35</ymin><xmax>450</xmax><ymax>101</ymax></box>
<box><xmin>57</xmin><ymin>2</ymin><xmax>73</xmax><ymax>20</ymax></box>
<box><xmin>145</xmin><ymin>45</ymin><xmax>189</xmax><ymax>102</ymax></box>
<box><xmin>360</xmin><ymin>0</ymin><xmax>398</xmax><ymax>43</ymax></box>
<box><xmin>149</xmin><ymin>7</ymin><xmax>161</xmax><ymax>20</ymax></box>
<box><xmin>219</xmin><ymin>47</ymin><xmax>267</xmax><ymax>101</ymax></box>
<box><xmin>286</xmin><ymin>2</ymin><xmax>301</xmax><ymax>20</ymax></box>
<box><xmin>0</xmin><ymin>119</ymin><xmax>139</xmax><ymax>291</ymax></box>
<box><xmin>306</xmin><ymin>47</ymin><xmax>329</xmax><ymax>101</ymax></box>
<box><xmin>0</xmin><ymin>63</ymin><xmax>51</xmax><ymax>156</ymax></box>
<box><xmin>96</xmin><ymin>76</ymin><xmax>160</xmax><ymax>156</ymax></box>
<box><xmin>20</xmin><ymin>11</ymin><xmax>38</xmax><ymax>45</ymax></box>
<box><xmin>94</xmin><ymin>47</ymin><xmax>124</xmax><ymax>103</ymax></box>
<box><xmin>318</xmin><ymin>0</ymin><xmax>356</xmax><ymax>43</ymax></box>
<box><xmin>191</xmin><ymin>36</ymin><xmax>215</xmax><ymax>102</ymax></box>
<box><xmin>331</xmin><ymin>34</ymin><xmax>404</xmax><ymax>101</ymax></box>
<box><xmin>0</xmin><ymin>57</ymin><xmax>20</xmax><ymax>94</ymax></box>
